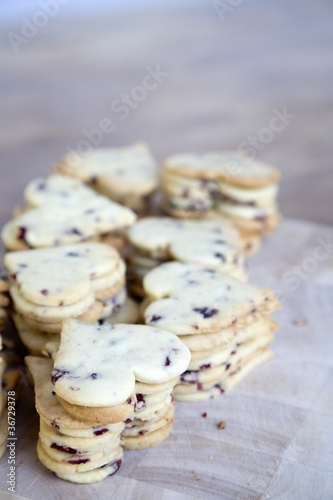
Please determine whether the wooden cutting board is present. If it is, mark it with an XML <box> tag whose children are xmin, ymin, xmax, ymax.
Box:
<box><xmin>0</xmin><ymin>218</ymin><xmax>332</xmax><ymax>500</ymax></box>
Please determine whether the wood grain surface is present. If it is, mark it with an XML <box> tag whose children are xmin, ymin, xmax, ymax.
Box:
<box><xmin>0</xmin><ymin>218</ymin><xmax>332</xmax><ymax>499</ymax></box>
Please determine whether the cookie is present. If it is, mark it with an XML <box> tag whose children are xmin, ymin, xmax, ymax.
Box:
<box><xmin>13</xmin><ymin>314</ymin><xmax>59</xmax><ymax>356</ymax></box>
<box><xmin>26</xmin><ymin>355</ymin><xmax>125</xmax><ymax>483</ymax></box>
<box><xmin>54</xmin><ymin>143</ymin><xmax>158</xmax><ymax>214</ymax></box>
<box><xmin>25</xmin><ymin>357</ymin><xmax>126</xmax><ymax>431</ymax></box>
<box><xmin>126</xmin><ymin>217</ymin><xmax>247</xmax><ymax>294</ymax></box>
<box><xmin>2</xmin><ymin>177</ymin><xmax>136</xmax><ymax>251</ymax></box>
<box><xmin>100</xmin><ymin>297</ymin><xmax>139</xmax><ymax>325</ymax></box>
<box><xmin>161</xmin><ymin>151</ymin><xmax>281</xmax><ymax>239</ymax></box>
<box><xmin>54</xmin><ymin>457</ymin><xmax>122</xmax><ymax>484</ymax></box>
<box><xmin>144</xmin><ymin>262</ymin><xmax>280</xmax><ymax>334</ymax></box>
<box><xmin>122</xmin><ymin>405</ymin><xmax>174</xmax><ymax>437</ymax></box>
<box><xmin>163</xmin><ymin>151</ymin><xmax>280</xmax><ymax>186</ymax></box>
<box><xmin>122</xmin><ymin>419</ymin><xmax>174</xmax><ymax>450</ymax></box>
<box><xmin>5</xmin><ymin>243</ymin><xmax>122</xmax><ymax>306</ymax></box>
<box><xmin>37</xmin><ymin>438</ymin><xmax>123</xmax><ymax>474</ymax></box>
<box><xmin>52</xmin><ymin>320</ymin><xmax>190</xmax><ymax>407</ymax></box>
<box><xmin>6</xmin><ymin>243</ymin><xmax>125</xmax><ymax>334</ymax></box>
<box><xmin>143</xmin><ymin>261</ymin><xmax>280</xmax><ymax>400</ymax></box>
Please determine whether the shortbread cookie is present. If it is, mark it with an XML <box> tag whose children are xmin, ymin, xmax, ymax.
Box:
<box><xmin>2</xmin><ymin>179</ymin><xmax>136</xmax><ymax>250</ymax></box>
<box><xmin>52</xmin><ymin>320</ymin><xmax>190</xmax><ymax>407</ymax></box>
<box><xmin>175</xmin><ymin>348</ymin><xmax>274</xmax><ymax>402</ymax></box>
<box><xmin>122</xmin><ymin>405</ymin><xmax>174</xmax><ymax>437</ymax></box>
<box><xmin>122</xmin><ymin>419</ymin><xmax>174</xmax><ymax>450</ymax></box>
<box><xmin>13</xmin><ymin>314</ymin><xmax>59</xmax><ymax>356</ymax></box>
<box><xmin>5</xmin><ymin>243</ymin><xmax>122</xmax><ymax>307</ymax></box>
<box><xmin>55</xmin><ymin>457</ymin><xmax>122</xmax><ymax>484</ymax></box>
<box><xmin>37</xmin><ymin>438</ymin><xmax>123</xmax><ymax>473</ymax></box>
<box><xmin>26</xmin><ymin>355</ymin><xmax>125</xmax><ymax>483</ymax></box>
<box><xmin>20</xmin><ymin>298</ymin><xmax>103</xmax><ymax>334</ymax></box>
<box><xmin>144</xmin><ymin>262</ymin><xmax>280</xmax><ymax>334</ymax></box>
<box><xmin>25</xmin><ymin>357</ymin><xmax>126</xmax><ymax>431</ymax></box>
<box><xmin>100</xmin><ymin>297</ymin><xmax>139</xmax><ymax>326</ymax></box>
<box><xmin>24</xmin><ymin>175</ymin><xmax>96</xmax><ymax>208</ymax></box>
<box><xmin>163</xmin><ymin>152</ymin><xmax>280</xmax><ymax>186</ymax></box>
<box><xmin>54</xmin><ymin>143</ymin><xmax>158</xmax><ymax>214</ymax></box>
<box><xmin>162</xmin><ymin>151</ymin><xmax>281</xmax><ymax>238</ymax></box>
<box><xmin>126</xmin><ymin>217</ymin><xmax>247</xmax><ymax>293</ymax></box>
<box><xmin>143</xmin><ymin>261</ymin><xmax>280</xmax><ymax>400</ymax></box>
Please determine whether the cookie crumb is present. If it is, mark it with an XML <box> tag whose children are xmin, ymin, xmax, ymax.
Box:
<box><xmin>292</xmin><ymin>318</ymin><xmax>308</xmax><ymax>326</ymax></box>
<box><xmin>218</xmin><ymin>421</ymin><xmax>226</xmax><ymax>430</ymax></box>
<box><xmin>275</xmin><ymin>460</ymin><xmax>279</xmax><ymax>464</ymax></box>
<box><xmin>201</xmin><ymin>412</ymin><xmax>207</xmax><ymax>418</ymax></box>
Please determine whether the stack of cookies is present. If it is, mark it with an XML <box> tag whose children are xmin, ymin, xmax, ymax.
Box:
<box><xmin>126</xmin><ymin>217</ymin><xmax>248</xmax><ymax>297</ymax></box>
<box><xmin>2</xmin><ymin>174</ymin><xmax>136</xmax><ymax>251</ymax></box>
<box><xmin>162</xmin><ymin>151</ymin><xmax>281</xmax><ymax>241</ymax></box>
<box><xmin>0</xmin><ymin>275</ymin><xmax>10</xmax><ymax>331</ymax></box>
<box><xmin>4</xmin><ymin>243</ymin><xmax>137</xmax><ymax>354</ymax></box>
<box><xmin>54</xmin><ymin>143</ymin><xmax>158</xmax><ymax>215</ymax></box>
<box><xmin>26</xmin><ymin>356</ymin><xmax>126</xmax><ymax>484</ymax></box>
<box><xmin>26</xmin><ymin>319</ymin><xmax>190</xmax><ymax>483</ymax></box>
<box><xmin>143</xmin><ymin>261</ymin><xmax>281</xmax><ymax>401</ymax></box>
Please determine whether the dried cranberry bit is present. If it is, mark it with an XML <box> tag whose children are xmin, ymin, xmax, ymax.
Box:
<box><xmin>90</xmin><ymin>175</ymin><xmax>98</xmax><ymax>184</ymax></box>
<box><xmin>138</xmin><ymin>429</ymin><xmax>148</xmax><ymax>435</ymax></box>
<box><xmin>59</xmin><ymin>301</ymin><xmax>64</xmax><ymax>306</ymax></box>
<box><xmin>135</xmin><ymin>394</ymin><xmax>146</xmax><ymax>410</ymax></box>
<box><xmin>68</xmin><ymin>458</ymin><xmax>90</xmax><ymax>465</ymax></box>
<box><xmin>225</xmin><ymin>363</ymin><xmax>231</xmax><ymax>371</ymax></box>
<box><xmin>50</xmin><ymin>443</ymin><xmax>77</xmax><ymax>454</ymax></box>
<box><xmin>150</xmin><ymin>315</ymin><xmax>162</xmax><ymax>322</ymax></box>
<box><xmin>165</xmin><ymin>356</ymin><xmax>171</xmax><ymax>367</ymax></box>
<box><xmin>90</xmin><ymin>373</ymin><xmax>98</xmax><ymax>379</ymax></box>
<box><xmin>201</xmin><ymin>412</ymin><xmax>207</xmax><ymax>418</ymax></box>
<box><xmin>17</xmin><ymin>226</ymin><xmax>27</xmax><ymax>242</ymax></box>
<box><xmin>51</xmin><ymin>391</ymin><xmax>56</xmax><ymax>396</ymax></box>
<box><xmin>65</xmin><ymin>227</ymin><xmax>82</xmax><ymax>236</ymax></box>
<box><xmin>40</xmin><ymin>289</ymin><xmax>49</xmax><ymax>296</ymax></box>
<box><xmin>199</xmin><ymin>363</ymin><xmax>211</xmax><ymax>371</ymax></box>
<box><xmin>51</xmin><ymin>368</ymin><xmax>71</xmax><ymax>384</ymax></box>
<box><xmin>197</xmin><ymin>383</ymin><xmax>204</xmax><ymax>391</ymax></box>
<box><xmin>9</xmin><ymin>273</ymin><xmax>17</xmax><ymax>281</ymax></box>
<box><xmin>51</xmin><ymin>422</ymin><xmax>60</xmax><ymax>430</ymax></box>
<box><xmin>108</xmin><ymin>459</ymin><xmax>122</xmax><ymax>476</ymax></box>
<box><xmin>193</xmin><ymin>307</ymin><xmax>219</xmax><ymax>319</ymax></box>
<box><xmin>214</xmin><ymin>253</ymin><xmax>226</xmax><ymax>262</ymax></box>
<box><xmin>93</xmin><ymin>428</ymin><xmax>108</xmax><ymax>436</ymax></box>
<box><xmin>124</xmin><ymin>418</ymin><xmax>133</xmax><ymax>424</ymax></box>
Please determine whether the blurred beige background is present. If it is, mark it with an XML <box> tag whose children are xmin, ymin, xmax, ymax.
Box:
<box><xmin>0</xmin><ymin>0</ymin><xmax>332</xmax><ymax>231</ymax></box>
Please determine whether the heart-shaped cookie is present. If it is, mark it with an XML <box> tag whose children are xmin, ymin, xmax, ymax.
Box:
<box><xmin>52</xmin><ymin>320</ymin><xmax>191</xmax><ymax>407</ymax></box>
